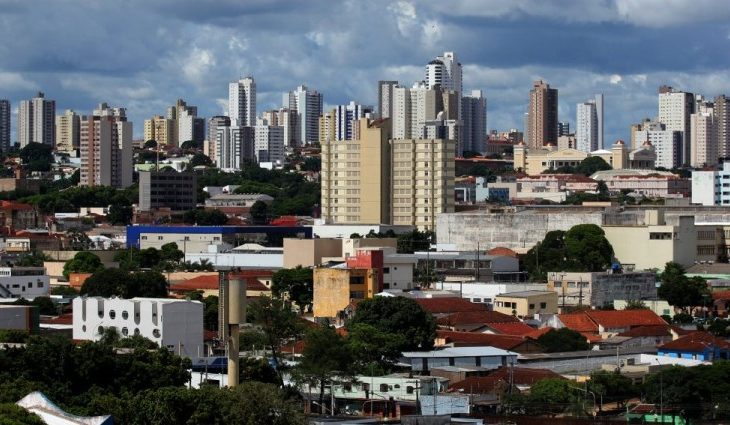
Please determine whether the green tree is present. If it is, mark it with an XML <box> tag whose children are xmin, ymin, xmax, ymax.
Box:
<box><xmin>348</xmin><ymin>296</ymin><xmax>436</xmax><ymax>351</ymax></box>
<box><xmin>248</xmin><ymin>297</ymin><xmax>301</xmax><ymax>385</ymax></box>
<box><xmin>295</xmin><ymin>326</ymin><xmax>354</xmax><ymax>411</ymax></box>
<box><xmin>160</xmin><ymin>242</ymin><xmax>184</xmax><ymax>263</ymax></box>
<box><xmin>521</xmin><ymin>230</ymin><xmax>567</xmax><ymax>281</ymax></box>
<box><xmin>107</xmin><ymin>204</ymin><xmax>133</xmax><ymax>225</ymax></box>
<box><xmin>346</xmin><ymin>322</ymin><xmax>405</xmax><ymax>373</ymax></box>
<box><xmin>203</xmin><ymin>296</ymin><xmax>218</xmax><ymax>331</ymax></box>
<box><xmin>272</xmin><ymin>267</ymin><xmax>313</xmax><ymax>314</ymax></box>
<box><xmin>588</xmin><ymin>370</ymin><xmax>638</xmax><ymax>410</ymax></box>
<box><xmin>63</xmin><ymin>251</ymin><xmax>103</xmax><ymax>280</ymax></box>
<box><xmin>0</xmin><ymin>403</ymin><xmax>45</xmax><ymax>425</ymax></box>
<box><xmin>188</xmin><ymin>153</ymin><xmax>213</xmax><ymax>169</ymax></box>
<box><xmin>250</xmin><ymin>200</ymin><xmax>269</xmax><ymax>225</ymax></box>
<box><xmin>624</xmin><ymin>299</ymin><xmax>649</xmax><ymax>310</ymax></box>
<box><xmin>19</xmin><ymin>142</ymin><xmax>53</xmax><ymax>166</ymax></box>
<box><xmin>30</xmin><ymin>296</ymin><xmax>57</xmax><ymax>315</ymax></box>
<box><xmin>180</xmin><ymin>140</ymin><xmax>202</xmax><ymax>150</ymax></box>
<box><xmin>396</xmin><ymin>229</ymin><xmax>433</xmax><ymax>253</ymax></box>
<box><xmin>81</xmin><ymin>269</ymin><xmax>167</xmax><ymax>298</ymax></box>
<box><xmin>658</xmin><ymin>261</ymin><xmax>709</xmax><ymax>313</ymax></box>
<box><xmin>14</xmin><ymin>250</ymin><xmax>49</xmax><ymax>267</ymax></box>
<box><xmin>144</xmin><ymin>139</ymin><xmax>158</xmax><ymax>149</ymax></box>
<box><xmin>527</xmin><ymin>378</ymin><xmax>579</xmax><ymax>417</ymax></box>
<box><xmin>563</xmin><ymin>224</ymin><xmax>614</xmax><ymax>271</ymax></box>
<box><xmin>183</xmin><ymin>209</ymin><xmax>228</xmax><ymax>225</ymax></box>
<box><xmin>239</xmin><ymin>357</ymin><xmax>279</xmax><ymax>385</ymax></box>
<box><xmin>536</xmin><ymin>328</ymin><xmax>589</xmax><ymax>353</ymax></box>
<box><xmin>50</xmin><ymin>286</ymin><xmax>78</xmax><ymax>296</ymax></box>
<box><xmin>575</xmin><ymin>156</ymin><xmax>612</xmax><ymax>176</ymax></box>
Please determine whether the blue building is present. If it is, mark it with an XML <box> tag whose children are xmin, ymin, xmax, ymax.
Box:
<box><xmin>657</xmin><ymin>331</ymin><xmax>730</xmax><ymax>361</ymax></box>
<box><xmin>126</xmin><ymin>225</ymin><xmax>312</xmax><ymax>251</ymax></box>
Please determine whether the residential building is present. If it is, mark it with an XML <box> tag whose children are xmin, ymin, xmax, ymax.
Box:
<box><xmin>591</xmin><ymin>169</ymin><xmax>690</xmax><ymax>198</ymax></box>
<box><xmin>55</xmin><ymin>109</ymin><xmax>80</xmax><ymax>155</ymax></box>
<box><xmin>426</xmin><ymin>51</ymin><xmax>462</xmax><ymax>93</ymax></box>
<box><xmin>254</xmin><ymin>119</ymin><xmax>284</xmax><ymax>163</ymax></box>
<box><xmin>557</xmin><ymin>134</ymin><xmax>577</xmax><ymax>150</ymax></box>
<box><xmin>0</xmin><ymin>99</ymin><xmax>10</xmax><ymax>151</ymax></box>
<box><xmin>312</xmin><ymin>250</ymin><xmax>382</xmax><ymax>318</ymax></box>
<box><xmin>690</xmin><ymin>110</ymin><xmax>717</xmax><ymax>167</ymax></box>
<box><xmin>283</xmin><ymin>85</ymin><xmax>322</xmax><ymax>145</ymax></box>
<box><xmin>0</xmin><ymin>200</ymin><xmax>39</xmax><ymax>230</ymax></box>
<box><xmin>215</xmin><ymin>125</ymin><xmax>254</xmax><ymax>170</ymax></box>
<box><xmin>513</xmin><ymin>140</ymin><xmax>656</xmax><ymax>175</ymax></box>
<box><xmin>143</xmin><ymin>115</ymin><xmax>174</xmax><ymax>146</ymax></box>
<box><xmin>493</xmin><ymin>290</ymin><xmax>558</xmax><ymax>318</ymax></box>
<box><xmin>461</xmin><ymin>90</ymin><xmax>486</xmax><ymax>154</ymax></box>
<box><xmin>657</xmin><ymin>331</ymin><xmax>730</xmax><ymax>361</ymax></box>
<box><xmin>0</xmin><ymin>267</ymin><xmax>49</xmax><ymax>300</ymax></box>
<box><xmin>546</xmin><ymin>271</ymin><xmax>657</xmax><ymax>309</ymax></box>
<box><xmin>400</xmin><ymin>346</ymin><xmax>518</xmax><ymax>373</ymax></box>
<box><xmin>18</xmin><ymin>92</ymin><xmax>55</xmax><ymax>147</ymax></box>
<box><xmin>283</xmin><ymin>238</ymin><xmax>343</xmax><ymax>268</ymax></box>
<box><xmin>692</xmin><ymin>161</ymin><xmax>730</xmax><ymax>206</ymax></box>
<box><xmin>138</xmin><ymin>170</ymin><xmax>197</xmax><ymax>212</ymax></box>
<box><xmin>558</xmin><ymin>309</ymin><xmax>667</xmax><ymax>338</ymax></box>
<box><xmin>715</xmin><ymin>95</ymin><xmax>730</xmax><ymax>158</ymax></box>
<box><xmin>72</xmin><ymin>296</ymin><xmax>204</xmax><ymax>358</ymax></box>
<box><xmin>632</xmin><ymin>120</ymin><xmax>682</xmax><ymax>168</ymax></box>
<box><xmin>229</xmin><ymin>77</ymin><xmax>256</xmax><ymax>127</ymax></box>
<box><xmin>177</xmin><ymin>107</ymin><xmax>205</xmax><ymax>144</ymax></box>
<box><xmin>377</xmin><ymin>80</ymin><xmax>398</xmax><ymax>119</ymax></box>
<box><xmin>436</xmin><ymin>331</ymin><xmax>545</xmax><ymax>354</ymax></box>
<box><xmin>334</xmin><ymin>101</ymin><xmax>373</xmax><ymax>141</ymax></box>
<box><xmin>658</xmin><ymin>86</ymin><xmax>694</xmax><ymax>166</ymax></box>
<box><xmin>576</xmin><ymin>94</ymin><xmax>603</xmax><ymax>152</ymax></box>
<box><xmin>392</xmin><ymin>82</ymin><xmax>458</xmax><ymax>142</ymax></box>
<box><xmin>557</xmin><ymin>121</ymin><xmax>570</xmax><ymax>137</ymax></box>
<box><xmin>206</xmin><ymin>115</ymin><xmax>230</xmax><ymax>157</ymax></box>
<box><xmin>79</xmin><ymin>103</ymin><xmax>133</xmax><ymax>188</ymax></box>
<box><xmin>526</xmin><ymin>80</ymin><xmax>558</xmax><ymax>149</ymax></box>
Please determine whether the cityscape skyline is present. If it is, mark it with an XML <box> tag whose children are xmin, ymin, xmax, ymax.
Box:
<box><xmin>1</xmin><ymin>1</ymin><xmax>730</xmax><ymax>145</ymax></box>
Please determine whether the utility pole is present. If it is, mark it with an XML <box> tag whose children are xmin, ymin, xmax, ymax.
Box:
<box><xmin>432</xmin><ymin>377</ymin><xmax>437</xmax><ymax>415</ymax></box>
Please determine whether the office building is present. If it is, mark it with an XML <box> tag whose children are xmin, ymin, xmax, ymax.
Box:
<box><xmin>283</xmin><ymin>85</ymin><xmax>322</xmax><ymax>145</ymax></box>
<box><xmin>576</xmin><ymin>95</ymin><xmax>604</xmax><ymax>152</ymax></box>
<box><xmin>229</xmin><ymin>77</ymin><xmax>256</xmax><ymax>127</ymax></box>
<box><xmin>658</xmin><ymin>86</ymin><xmax>695</xmax><ymax>167</ymax></box>
<box><xmin>18</xmin><ymin>92</ymin><xmax>55</xmax><ymax>147</ymax></box>
<box><xmin>526</xmin><ymin>80</ymin><xmax>558</xmax><ymax>148</ymax></box>
<box><xmin>0</xmin><ymin>100</ymin><xmax>9</xmax><ymax>151</ymax></box>
<box><xmin>690</xmin><ymin>110</ymin><xmax>717</xmax><ymax>167</ymax></box>
<box><xmin>138</xmin><ymin>170</ymin><xmax>197</xmax><ymax>211</ymax></box>
<box><xmin>461</xmin><ymin>90</ymin><xmax>486</xmax><ymax>154</ymax></box>
<box><xmin>73</xmin><ymin>297</ymin><xmax>203</xmax><ymax>358</ymax></box>
<box><xmin>79</xmin><ymin>103</ymin><xmax>133</xmax><ymax>188</ymax></box>
<box><xmin>378</xmin><ymin>80</ymin><xmax>398</xmax><ymax>119</ymax></box>
<box><xmin>143</xmin><ymin>115</ymin><xmax>174</xmax><ymax>146</ymax></box>
<box><xmin>55</xmin><ymin>110</ymin><xmax>80</xmax><ymax>155</ymax></box>
<box><xmin>633</xmin><ymin>120</ymin><xmax>682</xmax><ymax>168</ymax></box>
<box><xmin>715</xmin><ymin>95</ymin><xmax>730</xmax><ymax>159</ymax></box>
<box><xmin>0</xmin><ymin>267</ymin><xmax>49</xmax><ymax>300</ymax></box>
<box><xmin>254</xmin><ymin>120</ymin><xmax>285</xmax><ymax>163</ymax></box>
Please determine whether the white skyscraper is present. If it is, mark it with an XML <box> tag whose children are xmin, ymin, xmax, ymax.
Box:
<box><xmin>283</xmin><ymin>85</ymin><xmax>323</xmax><ymax>146</ymax></box>
<box><xmin>576</xmin><ymin>101</ymin><xmax>597</xmax><ymax>153</ymax></box>
<box><xmin>392</xmin><ymin>82</ymin><xmax>443</xmax><ymax>140</ymax></box>
<box><xmin>216</xmin><ymin>125</ymin><xmax>254</xmax><ymax>170</ymax></box>
<box><xmin>254</xmin><ymin>119</ymin><xmax>285</xmax><ymax>164</ymax></box>
<box><xmin>658</xmin><ymin>86</ymin><xmax>694</xmax><ymax>167</ymax></box>
<box><xmin>634</xmin><ymin>121</ymin><xmax>682</xmax><ymax>169</ymax></box>
<box><xmin>461</xmin><ymin>90</ymin><xmax>486</xmax><ymax>154</ymax></box>
<box><xmin>335</xmin><ymin>101</ymin><xmax>373</xmax><ymax>141</ymax></box>
<box><xmin>229</xmin><ymin>77</ymin><xmax>256</xmax><ymax>127</ymax></box>
<box><xmin>426</xmin><ymin>51</ymin><xmax>462</xmax><ymax>93</ymax></box>
<box><xmin>18</xmin><ymin>92</ymin><xmax>55</xmax><ymax>147</ymax></box>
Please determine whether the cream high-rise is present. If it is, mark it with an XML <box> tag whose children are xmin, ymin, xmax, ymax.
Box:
<box><xmin>55</xmin><ymin>109</ymin><xmax>80</xmax><ymax>155</ymax></box>
<box><xmin>526</xmin><ymin>80</ymin><xmax>558</xmax><ymax>149</ymax></box>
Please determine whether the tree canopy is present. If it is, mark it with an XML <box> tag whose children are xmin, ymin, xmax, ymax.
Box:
<box><xmin>63</xmin><ymin>251</ymin><xmax>104</xmax><ymax>279</ymax></box>
<box><xmin>80</xmin><ymin>268</ymin><xmax>168</xmax><ymax>298</ymax></box>
<box><xmin>19</xmin><ymin>143</ymin><xmax>54</xmax><ymax>172</ymax></box>
<box><xmin>248</xmin><ymin>297</ymin><xmax>302</xmax><ymax>385</ymax></box>
<box><xmin>348</xmin><ymin>296</ymin><xmax>436</xmax><ymax>351</ymax></box>
<box><xmin>272</xmin><ymin>267</ymin><xmax>313</xmax><ymax>313</ymax></box>
<box><xmin>183</xmin><ymin>208</ymin><xmax>228</xmax><ymax>225</ymax></box>
<box><xmin>575</xmin><ymin>156</ymin><xmax>611</xmax><ymax>176</ymax></box>
<box><xmin>658</xmin><ymin>261</ymin><xmax>710</xmax><ymax>313</ymax></box>
<box><xmin>536</xmin><ymin>328</ymin><xmax>590</xmax><ymax>353</ymax></box>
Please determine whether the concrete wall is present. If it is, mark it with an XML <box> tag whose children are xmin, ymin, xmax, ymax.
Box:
<box><xmin>313</xmin><ymin>268</ymin><xmax>377</xmax><ymax>318</ymax></box>
<box><xmin>283</xmin><ymin>238</ymin><xmax>342</xmax><ymax>268</ymax></box>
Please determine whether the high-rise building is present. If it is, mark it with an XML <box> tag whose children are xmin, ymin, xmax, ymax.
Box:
<box><xmin>18</xmin><ymin>92</ymin><xmax>55</xmax><ymax>148</ymax></box>
<box><xmin>207</xmin><ymin>115</ymin><xmax>231</xmax><ymax>158</ymax></box>
<box><xmin>690</xmin><ymin>111</ymin><xmax>717</xmax><ymax>167</ymax></box>
<box><xmin>425</xmin><ymin>51</ymin><xmax>462</xmax><ymax>94</ymax></box>
<box><xmin>526</xmin><ymin>81</ymin><xmax>558</xmax><ymax>149</ymax></box>
<box><xmin>262</xmin><ymin>108</ymin><xmax>297</xmax><ymax>147</ymax></box>
<box><xmin>139</xmin><ymin>171</ymin><xmax>197</xmax><ymax>211</ymax></box>
<box><xmin>0</xmin><ymin>100</ymin><xmax>11</xmax><ymax>151</ymax></box>
<box><xmin>461</xmin><ymin>90</ymin><xmax>486</xmax><ymax>154</ymax></box>
<box><xmin>216</xmin><ymin>126</ymin><xmax>254</xmax><ymax>170</ymax></box>
<box><xmin>557</xmin><ymin>122</ymin><xmax>570</xmax><ymax>137</ymax></box>
<box><xmin>254</xmin><ymin>119</ymin><xmax>285</xmax><ymax>164</ymax></box>
<box><xmin>658</xmin><ymin>86</ymin><xmax>695</xmax><ymax>167</ymax></box>
<box><xmin>283</xmin><ymin>85</ymin><xmax>322</xmax><ymax>146</ymax></box>
<box><xmin>715</xmin><ymin>95</ymin><xmax>730</xmax><ymax>159</ymax></box>
<box><xmin>576</xmin><ymin>95</ymin><xmax>604</xmax><ymax>152</ymax></box>
<box><xmin>178</xmin><ymin>108</ymin><xmax>205</xmax><ymax>145</ymax></box>
<box><xmin>392</xmin><ymin>82</ymin><xmax>441</xmax><ymax>140</ymax></box>
<box><xmin>55</xmin><ymin>110</ymin><xmax>80</xmax><ymax>155</ymax></box>
<box><xmin>321</xmin><ymin>118</ymin><xmax>454</xmax><ymax>231</ymax></box>
<box><xmin>633</xmin><ymin>120</ymin><xmax>682</xmax><ymax>169</ymax></box>
<box><xmin>143</xmin><ymin>115</ymin><xmax>174</xmax><ymax>146</ymax></box>
<box><xmin>377</xmin><ymin>80</ymin><xmax>398</xmax><ymax>119</ymax></box>
<box><xmin>229</xmin><ymin>77</ymin><xmax>256</xmax><ymax>127</ymax></box>
<box><xmin>334</xmin><ymin>101</ymin><xmax>373</xmax><ymax>141</ymax></box>
<box><xmin>79</xmin><ymin>103</ymin><xmax>133</xmax><ymax>188</ymax></box>
<box><xmin>318</xmin><ymin>110</ymin><xmax>335</xmax><ymax>145</ymax></box>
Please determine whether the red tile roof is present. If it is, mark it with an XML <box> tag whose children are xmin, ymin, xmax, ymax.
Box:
<box><xmin>246</xmin><ymin>279</ymin><xmax>271</xmax><ymax>292</ymax></box>
<box><xmin>415</xmin><ymin>298</ymin><xmax>487</xmax><ymax>314</ymax></box>
<box><xmin>618</xmin><ymin>325</ymin><xmax>673</xmax><ymax>338</ymax></box>
<box><xmin>449</xmin><ymin>367</ymin><xmax>564</xmax><ymax>394</ymax></box>
<box><xmin>558</xmin><ymin>313</ymin><xmax>599</xmax><ymax>333</ymax></box>
<box><xmin>586</xmin><ymin>309</ymin><xmax>667</xmax><ymax>329</ymax></box>
<box><xmin>171</xmin><ymin>274</ymin><xmax>218</xmax><ymax>291</ymax></box>
<box><xmin>486</xmin><ymin>247</ymin><xmax>518</xmax><ymax>258</ymax></box>
<box><xmin>40</xmin><ymin>313</ymin><xmax>73</xmax><ymax>325</ymax></box>
<box><xmin>436</xmin><ymin>310</ymin><xmax>518</xmax><ymax>327</ymax></box>
<box><xmin>658</xmin><ymin>331</ymin><xmax>730</xmax><ymax>352</ymax></box>
<box><xmin>436</xmin><ymin>330</ymin><xmax>529</xmax><ymax>350</ymax></box>
<box><xmin>525</xmin><ymin>327</ymin><xmax>553</xmax><ymax>340</ymax></box>
<box><xmin>712</xmin><ymin>291</ymin><xmax>730</xmax><ymax>301</ymax></box>
<box><xmin>484</xmin><ymin>321</ymin><xmax>536</xmax><ymax>336</ymax></box>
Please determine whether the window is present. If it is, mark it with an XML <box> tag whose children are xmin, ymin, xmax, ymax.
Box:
<box><xmin>540</xmin><ymin>302</ymin><xmax>547</xmax><ymax>309</ymax></box>
<box><xmin>97</xmin><ymin>326</ymin><xmax>104</xmax><ymax>334</ymax></box>
<box><xmin>121</xmin><ymin>327</ymin><xmax>128</xmax><ymax>336</ymax></box>
<box><xmin>380</xmin><ymin>384</ymin><xmax>389</xmax><ymax>393</ymax></box>
<box><xmin>36</xmin><ymin>280</ymin><xmax>43</xmax><ymax>288</ymax></box>
<box><xmin>529</xmin><ymin>304</ymin><xmax>535</xmax><ymax>309</ymax></box>
<box><xmin>27</xmin><ymin>282</ymin><xmax>32</xmax><ymax>288</ymax></box>
<box><xmin>157</xmin><ymin>236</ymin><xmax>163</xmax><ymax>240</ymax></box>
<box><xmin>349</xmin><ymin>276</ymin><xmax>365</xmax><ymax>285</ymax></box>
<box><xmin>184</xmin><ymin>236</ymin><xmax>190</xmax><ymax>241</ymax></box>
<box><xmin>343</xmin><ymin>383</ymin><xmax>352</xmax><ymax>392</ymax></box>
<box><xmin>109</xmin><ymin>310</ymin><xmax>116</xmax><ymax>319</ymax></box>
<box><xmin>473</xmin><ymin>298</ymin><xmax>482</xmax><ymax>303</ymax></box>
<box><xmin>383</xmin><ymin>267</ymin><xmax>390</xmax><ymax>274</ymax></box>
<box><xmin>350</xmin><ymin>291</ymin><xmax>365</xmax><ymax>299</ymax></box>
<box><xmin>122</xmin><ymin>311</ymin><xmax>129</xmax><ymax>320</ymax></box>
<box><xmin>82</xmin><ymin>325</ymin><xmax>86</xmax><ymax>332</ymax></box>
<box><xmin>153</xmin><ymin>329</ymin><xmax>161</xmax><ymax>338</ymax></box>
<box><xmin>134</xmin><ymin>328</ymin><xmax>140</xmax><ymax>335</ymax></box>
<box><xmin>141</xmin><ymin>236</ymin><xmax>148</xmax><ymax>240</ymax></box>
<box><xmin>406</xmin><ymin>386</ymin><xmax>414</xmax><ymax>394</ymax></box>
<box><xmin>362</xmin><ymin>383</ymin><xmax>370</xmax><ymax>392</ymax></box>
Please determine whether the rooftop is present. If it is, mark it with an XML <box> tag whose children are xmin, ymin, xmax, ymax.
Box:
<box><xmin>436</xmin><ymin>310</ymin><xmax>519</xmax><ymax>327</ymax></box>
<box><xmin>415</xmin><ymin>298</ymin><xmax>487</xmax><ymax>314</ymax></box>
<box><xmin>402</xmin><ymin>346</ymin><xmax>518</xmax><ymax>358</ymax></box>
<box><xmin>658</xmin><ymin>331</ymin><xmax>730</xmax><ymax>352</ymax></box>
<box><xmin>496</xmin><ymin>290</ymin><xmax>556</xmax><ymax>298</ymax></box>
<box><xmin>437</xmin><ymin>330</ymin><xmax>532</xmax><ymax>351</ymax></box>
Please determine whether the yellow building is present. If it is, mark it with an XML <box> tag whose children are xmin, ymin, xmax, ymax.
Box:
<box><xmin>313</xmin><ymin>267</ymin><xmax>379</xmax><ymax>318</ymax></box>
<box><xmin>513</xmin><ymin>140</ymin><xmax>656</xmax><ymax>175</ymax></box>
<box><xmin>321</xmin><ymin>118</ymin><xmax>455</xmax><ymax>231</ymax></box>
<box><xmin>143</xmin><ymin>115</ymin><xmax>174</xmax><ymax>146</ymax></box>
<box><xmin>55</xmin><ymin>110</ymin><xmax>80</xmax><ymax>155</ymax></box>
<box><xmin>319</xmin><ymin>109</ymin><xmax>335</xmax><ymax>145</ymax></box>
<box><xmin>493</xmin><ymin>290</ymin><xmax>558</xmax><ymax>319</ymax></box>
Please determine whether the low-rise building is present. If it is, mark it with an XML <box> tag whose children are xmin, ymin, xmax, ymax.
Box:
<box><xmin>312</xmin><ymin>250</ymin><xmax>382</xmax><ymax>319</ymax></box>
<box><xmin>138</xmin><ymin>170</ymin><xmax>197</xmax><ymax>212</ymax></box>
<box><xmin>592</xmin><ymin>170</ymin><xmax>689</xmax><ymax>198</ymax></box>
<box><xmin>546</xmin><ymin>271</ymin><xmax>657</xmax><ymax>309</ymax></box>
<box><xmin>401</xmin><ymin>346</ymin><xmax>519</xmax><ymax>373</ymax></box>
<box><xmin>493</xmin><ymin>290</ymin><xmax>558</xmax><ymax>318</ymax></box>
<box><xmin>204</xmin><ymin>193</ymin><xmax>274</xmax><ymax>215</ymax></box>
<box><xmin>513</xmin><ymin>141</ymin><xmax>656</xmax><ymax>175</ymax></box>
<box><xmin>558</xmin><ymin>309</ymin><xmax>668</xmax><ymax>338</ymax></box>
<box><xmin>0</xmin><ymin>305</ymin><xmax>38</xmax><ymax>332</ymax></box>
<box><xmin>657</xmin><ymin>331</ymin><xmax>730</xmax><ymax>361</ymax></box>
<box><xmin>0</xmin><ymin>267</ymin><xmax>49</xmax><ymax>300</ymax></box>
<box><xmin>73</xmin><ymin>296</ymin><xmax>204</xmax><ymax>358</ymax></box>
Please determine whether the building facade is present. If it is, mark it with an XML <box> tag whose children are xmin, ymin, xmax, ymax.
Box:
<box><xmin>547</xmin><ymin>271</ymin><xmax>657</xmax><ymax>308</ymax></box>
<box><xmin>72</xmin><ymin>297</ymin><xmax>203</xmax><ymax>358</ymax></box>
<box><xmin>79</xmin><ymin>103</ymin><xmax>133</xmax><ymax>188</ymax></box>
<box><xmin>253</xmin><ymin>122</ymin><xmax>284</xmax><ymax>164</ymax></box>
<box><xmin>0</xmin><ymin>267</ymin><xmax>49</xmax><ymax>300</ymax></box>
<box><xmin>461</xmin><ymin>90</ymin><xmax>487</xmax><ymax>154</ymax></box>
<box><xmin>690</xmin><ymin>111</ymin><xmax>717</xmax><ymax>167</ymax></box>
<box><xmin>378</xmin><ymin>80</ymin><xmax>398</xmax><ymax>119</ymax></box>
<box><xmin>229</xmin><ymin>77</ymin><xmax>256</xmax><ymax>127</ymax></box>
<box><xmin>138</xmin><ymin>171</ymin><xmax>197</xmax><ymax>211</ymax></box>
<box><xmin>283</xmin><ymin>85</ymin><xmax>322</xmax><ymax>145</ymax></box>
<box><xmin>216</xmin><ymin>125</ymin><xmax>254</xmax><ymax>170</ymax></box>
<box><xmin>18</xmin><ymin>92</ymin><xmax>55</xmax><ymax>148</ymax></box>
<box><xmin>658</xmin><ymin>86</ymin><xmax>694</xmax><ymax>166</ymax></box>
<box><xmin>576</xmin><ymin>94</ymin><xmax>603</xmax><ymax>153</ymax></box>
<box><xmin>55</xmin><ymin>109</ymin><xmax>80</xmax><ymax>155</ymax></box>
<box><xmin>0</xmin><ymin>99</ymin><xmax>10</xmax><ymax>151</ymax></box>
<box><xmin>526</xmin><ymin>81</ymin><xmax>558</xmax><ymax>149</ymax></box>
<box><xmin>692</xmin><ymin>161</ymin><xmax>730</xmax><ymax>206</ymax></box>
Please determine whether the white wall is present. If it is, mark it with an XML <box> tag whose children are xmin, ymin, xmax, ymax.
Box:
<box><xmin>435</xmin><ymin>282</ymin><xmax>547</xmax><ymax>305</ymax></box>
<box><xmin>185</xmin><ymin>252</ymin><xmax>283</xmax><ymax>269</ymax></box>
<box><xmin>0</xmin><ymin>269</ymin><xmax>49</xmax><ymax>300</ymax></box>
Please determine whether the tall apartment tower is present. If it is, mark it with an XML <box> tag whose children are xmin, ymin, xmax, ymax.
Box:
<box><xmin>557</xmin><ymin>122</ymin><xmax>570</xmax><ymax>137</ymax></box>
<box><xmin>715</xmin><ymin>95</ymin><xmax>730</xmax><ymax>159</ymax></box>
<box><xmin>658</xmin><ymin>86</ymin><xmax>695</xmax><ymax>167</ymax></box>
<box><xmin>206</xmin><ymin>115</ymin><xmax>230</xmax><ymax>158</ymax></box>
<box><xmin>461</xmin><ymin>90</ymin><xmax>487</xmax><ymax>154</ymax></box>
<box><xmin>392</xmin><ymin>82</ymin><xmax>442</xmax><ymax>140</ymax></box>
<box><xmin>79</xmin><ymin>103</ymin><xmax>133</xmax><ymax>188</ymax></box>
<box><xmin>229</xmin><ymin>77</ymin><xmax>256</xmax><ymax>127</ymax></box>
<box><xmin>576</xmin><ymin>94</ymin><xmax>603</xmax><ymax>152</ymax></box>
<box><xmin>526</xmin><ymin>81</ymin><xmax>558</xmax><ymax>149</ymax></box>
<box><xmin>143</xmin><ymin>115</ymin><xmax>174</xmax><ymax>146</ymax></box>
<box><xmin>334</xmin><ymin>101</ymin><xmax>373</xmax><ymax>141</ymax></box>
<box><xmin>178</xmin><ymin>108</ymin><xmax>205</xmax><ymax>144</ymax></box>
<box><xmin>55</xmin><ymin>110</ymin><xmax>80</xmax><ymax>155</ymax></box>
<box><xmin>378</xmin><ymin>80</ymin><xmax>398</xmax><ymax>119</ymax></box>
<box><xmin>690</xmin><ymin>110</ymin><xmax>717</xmax><ymax>167</ymax></box>
<box><xmin>0</xmin><ymin>100</ymin><xmax>10</xmax><ymax>151</ymax></box>
<box><xmin>283</xmin><ymin>85</ymin><xmax>323</xmax><ymax>146</ymax></box>
<box><xmin>254</xmin><ymin>119</ymin><xmax>285</xmax><ymax>164</ymax></box>
<box><xmin>18</xmin><ymin>92</ymin><xmax>55</xmax><ymax>148</ymax></box>
<box><xmin>426</xmin><ymin>51</ymin><xmax>463</xmax><ymax>94</ymax></box>
<box><xmin>216</xmin><ymin>126</ymin><xmax>254</xmax><ymax>170</ymax></box>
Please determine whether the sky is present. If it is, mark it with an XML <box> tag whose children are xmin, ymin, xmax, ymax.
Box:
<box><xmin>2</xmin><ymin>0</ymin><xmax>730</xmax><ymax>146</ymax></box>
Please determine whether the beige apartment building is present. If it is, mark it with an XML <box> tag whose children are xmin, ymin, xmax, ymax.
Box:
<box><xmin>79</xmin><ymin>104</ymin><xmax>133</xmax><ymax>188</ymax></box>
<box><xmin>493</xmin><ymin>290</ymin><xmax>558</xmax><ymax>319</ymax></box>
<box><xmin>143</xmin><ymin>115</ymin><xmax>174</xmax><ymax>146</ymax></box>
<box><xmin>526</xmin><ymin>80</ymin><xmax>558</xmax><ymax>149</ymax></box>
<box><xmin>321</xmin><ymin>118</ymin><xmax>455</xmax><ymax>231</ymax></box>
<box><xmin>55</xmin><ymin>110</ymin><xmax>80</xmax><ymax>155</ymax></box>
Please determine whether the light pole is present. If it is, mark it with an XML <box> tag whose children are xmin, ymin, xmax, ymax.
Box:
<box><xmin>653</xmin><ymin>358</ymin><xmax>663</xmax><ymax>418</ymax></box>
